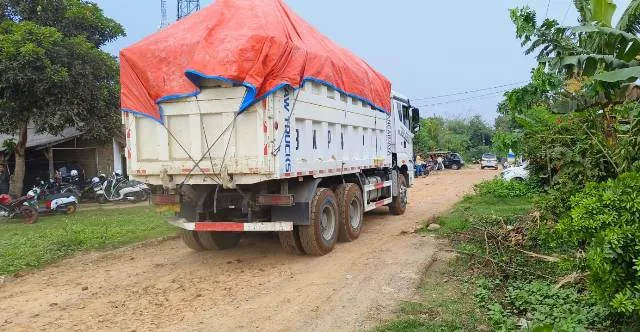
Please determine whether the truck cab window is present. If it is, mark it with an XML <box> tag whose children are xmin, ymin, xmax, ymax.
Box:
<box><xmin>402</xmin><ymin>105</ymin><xmax>410</xmax><ymax>129</ymax></box>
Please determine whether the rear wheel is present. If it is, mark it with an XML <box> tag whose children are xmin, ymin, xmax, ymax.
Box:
<box><xmin>181</xmin><ymin>230</ymin><xmax>205</xmax><ymax>251</ymax></box>
<box><xmin>336</xmin><ymin>183</ymin><xmax>364</xmax><ymax>242</ymax></box>
<box><xmin>278</xmin><ymin>227</ymin><xmax>305</xmax><ymax>255</ymax></box>
<box><xmin>97</xmin><ymin>194</ymin><xmax>107</xmax><ymax>204</ymax></box>
<box><xmin>389</xmin><ymin>175</ymin><xmax>408</xmax><ymax>216</ymax></box>
<box><xmin>19</xmin><ymin>205</ymin><xmax>38</xmax><ymax>224</ymax></box>
<box><xmin>214</xmin><ymin>233</ymin><xmax>241</xmax><ymax>250</ymax></box>
<box><xmin>451</xmin><ymin>163</ymin><xmax>460</xmax><ymax>170</ymax></box>
<box><xmin>135</xmin><ymin>190</ymin><xmax>149</xmax><ymax>203</ymax></box>
<box><xmin>299</xmin><ymin>188</ymin><xmax>339</xmax><ymax>256</ymax></box>
<box><xmin>195</xmin><ymin>231</ymin><xmax>242</xmax><ymax>250</ymax></box>
<box><xmin>65</xmin><ymin>204</ymin><xmax>78</xmax><ymax>215</ymax></box>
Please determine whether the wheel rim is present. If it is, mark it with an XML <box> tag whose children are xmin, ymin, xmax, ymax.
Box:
<box><xmin>22</xmin><ymin>208</ymin><xmax>36</xmax><ymax>224</ymax></box>
<box><xmin>349</xmin><ymin>197</ymin><xmax>362</xmax><ymax>230</ymax></box>
<box><xmin>320</xmin><ymin>203</ymin><xmax>336</xmax><ymax>241</ymax></box>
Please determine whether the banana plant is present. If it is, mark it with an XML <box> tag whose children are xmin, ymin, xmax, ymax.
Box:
<box><xmin>512</xmin><ymin>0</ymin><xmax>640</xmax><ymax>114</ymax></box>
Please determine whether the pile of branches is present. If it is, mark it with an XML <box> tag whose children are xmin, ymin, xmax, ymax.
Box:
<box><xmin>449</xmin><ymin>212</ymin><xmax>584</xmax><ymax>287</ymax></box>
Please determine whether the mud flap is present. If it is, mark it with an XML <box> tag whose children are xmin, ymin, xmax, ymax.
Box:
<box><xmin>391</xmin><ymin>169</ymin><xmax>399</xmax><ymax>197</ymax></box>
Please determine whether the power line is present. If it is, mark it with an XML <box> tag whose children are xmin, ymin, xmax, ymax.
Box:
<box><xmin>561</xmin><ymin>1</ymin><xmax>572</xmax><ymax>24</ymax></box>
<box><xmin>416</xmin><ymin>89</ymin><xmax>510</xmax><ymax>108</ymax></box>
<box><xmin>412</xmin><ymin>81</ymin><xmax>528</xmax><ymax>101</ymax></box>
<box><xmin>545</xmin><ymin>0</ymin><xmax>551</xmax><ymax>19</ymax></box>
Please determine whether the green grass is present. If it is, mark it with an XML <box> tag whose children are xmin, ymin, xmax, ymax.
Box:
<box><xmin>375</xmin><ymin>258</ymin><xmax>489</xmax><ymax>332</ymax></box>
<box><xmin>0</xmin><ymin>206</ymin><xmax>176</xmax><ymax>275</ymax></box>
<box><xmin>433</xmin><ymin>193</ymin><xmax>535</xmax><ymax>234</ymax></box>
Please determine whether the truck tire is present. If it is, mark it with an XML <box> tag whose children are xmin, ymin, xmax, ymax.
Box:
<box><xmin>389</xmin><ymin>175</ymin><xmax>408</xmax><ymax>216</ymax></box>
<box><xmin>336</xmin><ymin>183</ymin><xmax>363</xmax><ymax>242</ymax></box>
<box><xmin>278</xmin><ymin>227</ymin><xmax>305</xmax><ymax>255</ymax></box>
<box><xmin>299</xmin><ymin>188</ymin><xmax>339</xmax><ymax>256</ymax></box>
<box><xmin>181</xmin><ymin>230</ymin><xmax>205</xmax><ymax>251</ymax></box>
<box><xmin>196</xmin><ymin>231</ymin><xmax>219</xmax><ymax>250</ymax></box>
<box><xmin>214</xmin><ymin>233</ymin><xmax>242</xmax><ymax>249</ymax></box>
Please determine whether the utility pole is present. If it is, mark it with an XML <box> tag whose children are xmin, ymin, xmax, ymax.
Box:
<box><xmin>160</xmin><ymin>0</ymin><xmax>169</xmax><ymax>29</ymax></box>
<box><xmin>177</xmin><ymin>0</ymin><xmax>200</xmax><ymax>20</ymax></box>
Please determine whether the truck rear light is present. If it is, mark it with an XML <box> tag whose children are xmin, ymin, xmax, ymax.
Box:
<box><xmin>256</xmin><ymin>194</ymin><xmax>294</xmax><ymax>206</ymax></box>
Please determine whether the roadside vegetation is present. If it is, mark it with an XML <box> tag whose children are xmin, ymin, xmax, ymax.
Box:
<box><xmin>0</xmin><ymin>207</ymin><xmax>175</xmax><ymax>276</ymax></box>
<box><xmin>378</xmin><ymin>179</ymin><xmax>631</xmax><ymax>331</ymax></box>
<box><xmin>380</xmin><ymin>0</ymin><xmax>640</xmax><ymax>330</ymax></box>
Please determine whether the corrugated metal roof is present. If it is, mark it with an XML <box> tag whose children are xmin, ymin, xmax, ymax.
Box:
<box><xmin>0</xmin><ymin>127</ymin><xmax>83</xmax><ymax>150</ymax></box>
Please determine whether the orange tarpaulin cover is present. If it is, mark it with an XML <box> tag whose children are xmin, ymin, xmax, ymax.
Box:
<box><xmin>120</xmin><ymin>0</ymin><xmax>391</xmax><ymax>123</ymax></box>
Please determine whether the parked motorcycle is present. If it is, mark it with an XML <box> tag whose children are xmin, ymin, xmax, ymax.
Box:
<box><xmin>96</xmin><ymin>172</ymin><xmax>150</xmax><ymax>204</ymax></box>
<box><xmin>31</xmin><ymin>183</ymin><xmax>79</xmax><ymax>215</ymax></box>
<box><xmin>63</xmin><ymin>175</ymin><xmax>104</xmax><ymax>201</ymax></box>
<box><xmin>0</xmin><ymin>192</ymin><xmax>39</xmax><ymax>224</ymax></box>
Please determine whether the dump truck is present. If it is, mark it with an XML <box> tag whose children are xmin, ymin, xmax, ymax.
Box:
<box><xmin>120</xmin><ymin>0</ymin><xmax>419</xmax><ymax>255</ymax></box>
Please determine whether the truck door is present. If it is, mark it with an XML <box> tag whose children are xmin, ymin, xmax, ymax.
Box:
<box><xmin>392</xmin><ymin>99</ymin><xmax>415</xmax><ymax>185</ymax></box>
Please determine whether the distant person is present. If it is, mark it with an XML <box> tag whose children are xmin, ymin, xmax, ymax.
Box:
<box><xmin>0</xmin><ymin>164</ymin><xmax>10</xmax><ymax>195</ymax></box>
<box><xmin>436</xmin><ymin>156</ymin><xmax>444</xmax><ymax>170</ymax></box>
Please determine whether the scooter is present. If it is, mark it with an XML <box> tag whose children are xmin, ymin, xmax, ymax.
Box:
<box><xmin>95</xmin><ymin>172</ymin><xmax>150</xmax><ymax>204</ymax></box>
<box><xmin>0</xmin><ymin>192</ymin><xmax>39</xmax><ymax>224</ymax></box>
<box><xmin>30</xmin><ymin>184</ymin><xmax>79</xmax><ymax>215</ymax></box>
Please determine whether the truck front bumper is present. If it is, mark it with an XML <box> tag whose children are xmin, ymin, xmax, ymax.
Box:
<box><xmin>168</xmin><ymin>217</ymin><xmax>293</xmax><ymax>232</ymax></box>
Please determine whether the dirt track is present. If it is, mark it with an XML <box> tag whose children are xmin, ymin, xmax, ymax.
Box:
<box><xmin>0</xmin><ymin>168</ymin><xmax>496</xmax><ymax>332</ymax></box>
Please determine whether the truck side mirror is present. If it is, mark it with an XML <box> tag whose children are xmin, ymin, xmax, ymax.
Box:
<box><xmin>411</xmin><ymin>108</ymin><xmax>421</xmax><ymax>133</ymax></box>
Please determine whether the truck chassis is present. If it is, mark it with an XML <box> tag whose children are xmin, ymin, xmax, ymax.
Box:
<box><xmin>163</xmin><ymin>167</ymin><xmax>408</xmax><ymax>256</ymax></box>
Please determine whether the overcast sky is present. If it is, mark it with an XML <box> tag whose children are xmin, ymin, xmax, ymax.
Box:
<box><xmin>95</xmin><ymin>0</ymin><xmax>631</xmax><ymax>124</ymax></box>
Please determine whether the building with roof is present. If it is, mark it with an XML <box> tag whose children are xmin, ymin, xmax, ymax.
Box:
<box><xmin>0</xmin><ymin>126</ymin><xmax>125</xmax><ymax>192</ymax></box>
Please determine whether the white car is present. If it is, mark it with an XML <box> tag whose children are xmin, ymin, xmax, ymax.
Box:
<box><xmin>480</xmin><ymin>153</ymin><xmax>499</xmax><ymax>170</ymax></box>
<box><xmin>501</xmin><ymin>162</ymin><xmax>529</xmax><ymax>182</ymax></box>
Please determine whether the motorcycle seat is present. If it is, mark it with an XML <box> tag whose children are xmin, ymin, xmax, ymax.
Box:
<box><xmin>47</xmin><ymin>193</ymin><xmax>74</xmax><ymax>200</ymax></box>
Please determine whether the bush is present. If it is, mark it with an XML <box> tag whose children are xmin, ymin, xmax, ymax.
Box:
<box><xmin>535</xmin><ymin>175</ymin><xmax>587</xmax><ymax>221</ymax></box>
<box><xmin>475</xmin><ymin>279</ymin><xmax>610</xmax><ymax>330</ymax></box>
<box><xmin>557</xmin><ymin>172</ymin><xmax>640</xmax><ymax>314</ymax></box>
<box><xmin>474</xmin><ymin>178</ymin><xmax>539</xmax><ymax>198</ymax></box>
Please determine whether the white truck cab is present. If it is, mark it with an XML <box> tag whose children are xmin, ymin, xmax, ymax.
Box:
<box><xmin>391</xmin><ymin>91</ymin><xmax>418</xmax><ymax>186</ymax></box>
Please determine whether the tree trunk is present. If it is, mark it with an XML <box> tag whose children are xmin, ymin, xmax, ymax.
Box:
<box><xmin>10</xmin><ymin>121</ymin><xmax>28</xmax><ymax>197</ymax></box>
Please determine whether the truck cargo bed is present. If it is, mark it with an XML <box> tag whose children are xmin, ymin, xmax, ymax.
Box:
<box><xmin>126</xmin><ymin>79</ymin><xmax>391</xmax><ymax>187</ymax></box>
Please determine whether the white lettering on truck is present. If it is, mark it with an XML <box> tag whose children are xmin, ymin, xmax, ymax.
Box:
<box><xmin>283</xmin><ymin>89</ymin><xmax>292</xmax><ymax>173</ymax></box>
<box><xmin>386</xmin><ymin>113</ymin><xmax>392</xmax><ymax>156</ymax></box>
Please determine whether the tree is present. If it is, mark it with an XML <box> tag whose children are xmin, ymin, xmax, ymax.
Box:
<box><xmin>0</xmin><ymin>0</ymin><xmax>124</xmax><ymax>195</ymax></box>
<box><xmin>413</xmin><ymin>115</ymin><xmax>494</xmax><ymax>161</ymax></box>
<box><xmin>511</xmin><ymin>1</ymin><xmax>640</xmax><ymax>107</ymax></box>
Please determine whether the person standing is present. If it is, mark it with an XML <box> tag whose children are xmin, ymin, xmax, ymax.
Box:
<box><xmin>0</xmin><ymin>164</ymin><xmax>10</xmax><ymax>195</ymax></box>
<box><xmin>415</xmin><ymin>155</ymin><xmax>424</xmax><ymax>176</ymax></box>
<box><xmin>436</xmin><ymin>155</ymin><xmax>445</xmax><ymax>171</ymax></box>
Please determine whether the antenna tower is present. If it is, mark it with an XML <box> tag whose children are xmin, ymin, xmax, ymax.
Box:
<box><xmin>177</xmin><ymin>0</ymin><xmax>200</xmax><ymax>20</ymax></box>
<box><xmin>160</xmin><ymin>0</ymin><xmax>169</xmax><ymax>29</ymax></box>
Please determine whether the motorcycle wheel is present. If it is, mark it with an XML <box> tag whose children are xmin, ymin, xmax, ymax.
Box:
<box><xmin>131</xmin><ymin>191</ymin><xmax>149</xmax><ymax>203</ymax></box>
<box><xmin>97</xmin><ymin>195</ymin><xmax>107</xmax><ymax>204</ymax></box>
<box><xmin>65</xmin><ymin>204</ymin><xmax>78</xmax><ymax>215</ymax></box>
<box><xmin>20</xmin><ymin>206</ymin><xmax>39</xmax><ymax>224</ymax></box>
